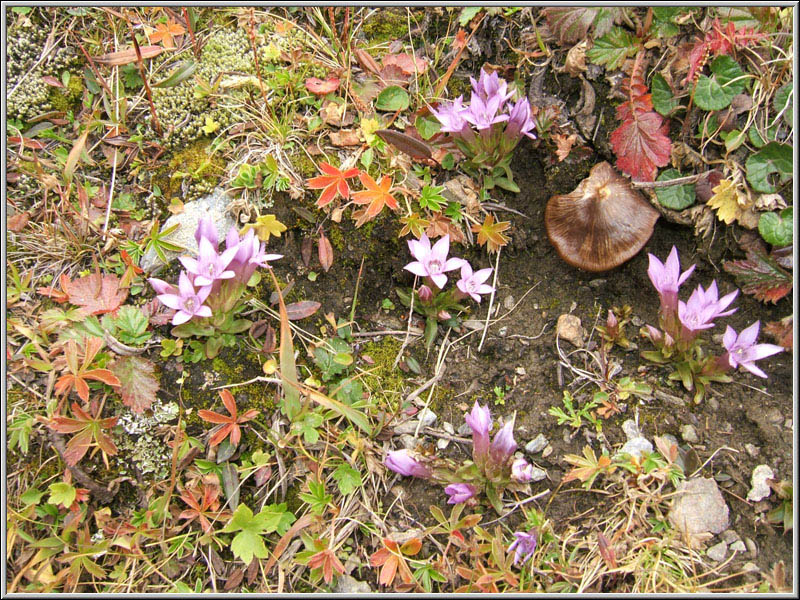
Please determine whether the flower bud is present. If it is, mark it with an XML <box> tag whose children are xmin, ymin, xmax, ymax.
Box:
<box><xmin>418</xmin><ymin>284</ymin><xmax>433</xmax><ymax>303</ymax></box>
<box><xmin>438</xmin><ymin>310</ymin><xmax>452</xmax><ymax>321</ymax></box>
<box><xmin>444</xmin><ymin>483</ymin><xmax>478</xmax><ymax>504</ymax></box>
<box><xmin>385</xmin><ymin>450</ymin><xmax>432</xmax><ymax>479</ymax></box>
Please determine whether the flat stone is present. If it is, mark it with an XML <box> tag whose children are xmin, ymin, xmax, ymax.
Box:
<box><xmin>140</xmin><ymin>190</ymin><xmax>237</xmax><ymax>273</ymax></box>
<box><xmin>334</xmin><ymin>574</ymin><xmax>372</xmax><ymax>594</ymax></box>
<box><xmin>616</xmin><ymin>437</ymin><xmax>652</xmax><ymax>459</ymax></box>
<box><xmin>706</xmin><ymin>541</ymin><xmax>728</xmax><ymax>562</ymax></box>
<box><xmin>764</xmin><ymin>407</ymin><xmax>783</xmax><ymax>424</ymax></box>
<box><xmin>668</xmin><ymin>477</ymin><xmax>730</xmax><ymax>546</ymax></box>
<box><xmin>542</xmin><ymin>445</ymin><xmax>553</xmax><ymax>458</ymax></box>
<box><xmin>681</xmin><ymin>424</ymin><xmax>699</xmax><ymax>444</ymax></box>
<box><xmin>556</xmin><ymin>314</ymin><xmax>585</xmax><ymax>348</ymax></box>
<box><xmin>622</xmin><ymin>419</ymin><xmax>643</xmax><ymax>441</ymax></box>
<box><xmin>525</xmin><ymin>434</ymin><xmax>548</xmax><ymax>454</ymax></box>
<box><xmin>729</xmin><ymin>540</ymin><xmax>747</xmax><ymax>553</ymax></box>
<box><xmin>504</xmin><ymin>295</ymin><xmax>515</xmax><ymax>310</ymax></box>
<box><xmin>418</xmin><ymin>408</ymin><xmax>437</xmax><ymax>427</ymax></box>
<box><xmin>436</xmin><ymin>438</ymin><xmax>450</xmax><ymax>450</ymax></box>
<box><xmin>399</xmin><ymin>434</ymin><xmax>417</xmax><ymax>449</ymax></box>
<box><xmin>745</xmin><ymin>537</ymin><xmax>758</xmax><ymax>559</ymax></box>
<box><xmin>746</xmin><ymin>465</ymin><xmax>774</xmax><ymax>502</ymax></box>
<box><xmin>720</xmin><ymin>529</ymin><xmax>740</xmax><ymax>545</ymax></box>
<box><xmin>394</xmin><ymin>421</ymin><xmax>422</xmax><ymax>435</ymax></box>
<box><xmin>457</xmin><ymin>423</ymin><xmax>472</xmax><ymax>436</ymax></box>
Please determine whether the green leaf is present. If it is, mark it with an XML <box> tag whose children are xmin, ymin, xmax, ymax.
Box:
<box><xmin>360</xmin><ymin>147</ymin><xmax>373</xmax><ymax>169</ymax></box>
<box><xmin>758</xmin><ymin>208</ymin><xmax>793</xmax><ymax>247</ymax></box>
<box><xmin>375</xmin><ymin>86</ymin><xmax>410</xmax><ymax>112</ymax></box>
<box><xmin>745</xmin><ymin>142</ymin><xmax>793</xmax><ymax>193</ymax></box>
<box><xmin>459</xmin><ymin>6</ymin><xmax>483</xmax><ymax>26</ymax></box>
<box><xmin>332</xmin><ymin>464</ymin><xmax>362</xmax><ymax>495</ymax></box>
<box><xmin>651</xmin><ymin>73</ymin><xmax>680</xmax><ymax>116</ymax></box>
<box><xmin>747</xmin><ymin>123</ymin><xmax>778</xmax><ymax>148</ymax></box>
<box><xmin>693</xmin><ymin>55</ymin><xmax>745</xmax><ymax>111</ymax></box>
<box><xmin>655</xmin><ymin>169</ymin><xmax>696</xmax><ymax>209</ymax></box>
<box><xmin>21</xmin><ymin>487</ymin><xmax>46</xmax><ymax>506</ymax></box>
<box><xmin>415</xmin><ymin>115</ymin><xmax>441</xmax><ymax>140</ymax></box>
<box><xmin>723</xmin><ymin>129</ymin><xmax>746</xmax><ymax>153</ymax></box>
<box><xmin>256</xmin><ymin>503</ymin><xmax>297</xmax><ymax>535</ymax></box>
<box><xmin>153</xmin><ymin>60</ymin><xmax>198</xmax><ymax>88</ymax></box>
<box><xmin>230</xmin><ymin>529</ymin><xmax>268</xmax><ymax>564</ymax></box>
<box><xmin>586</xmin><ymin>27</ymin><xmax>639</xmax><ymax>71</ymax></box>
<box><xmin>774</xmin><ymin>82</ymin><xmax>793</xmax><ymax>125</ymax></box>
<box><xmin>308</xmin><ymin>388</ymin><xmax>372</xmax><ymax>436</ymax></box>
<box><xmin>48</xmin><ymin>482</ymin><xmax>76</xmax><ymax>507</ymax></box>
<box><xmin>111</xmin><ymin>305</ymin><xmax>151</xmax><ymax>345</ymax></box>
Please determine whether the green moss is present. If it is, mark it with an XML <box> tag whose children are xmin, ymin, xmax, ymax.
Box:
<box><xmin>327</xmin><ymin>225</ymin><xmax>346</xmax><ymax>251</ymax></box>
<box><xmin>289</xmin><ymin>151</ymin><xmax>318</xmax><ymax>178</ymax></box>
<box><xmin>154</xmin><ymin>140</ymin><xmax>225</xmax><ymax>203</ymax></box>
<box><xmin>361</xmin><ymin>8</ymin><xmax>409</xmax><ymax>46</ymax></box>
<box><xmin>47</xmin><ymin>76</ymin><xmax>83</xmax><ymax>113</ymax></box>
<box><xmin>360</xmin><ymin>337</ymin><xmax>409</xmax><ymax>406</ymax></box>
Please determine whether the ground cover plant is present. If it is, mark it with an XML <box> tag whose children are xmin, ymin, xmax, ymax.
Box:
<box><xmin>5</xmin><ymin>6</ymin><xmax>794</xmax><ymax>593</ymax></box>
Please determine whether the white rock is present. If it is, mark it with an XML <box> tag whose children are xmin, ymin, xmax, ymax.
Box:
<box><xmin>443</xmin><ymin>422</ymin><xmax>454</xmax><ymax>434</ymax></box>
<box><xmin>744</xmin><ymin>443</ymin><xmax>759</xmax><ymax>458</ymax></box>
<box><xmin>622</xmin><ymin>419</ymin><xmax>643</xmax><ymax>440</ymax></box>
<box><xmin>394</xmin><ymin>421</ymin><xmax>422</xmax><ymax>435</ymax></box>
<box><xmin>399</xmin><ymin>434</ymin><xmax>417</xmax><ymax>450</ymax></box>
<box><xmin>706</xmin><ymin>541</ymin><xmax>728</xmax><ymax>562</ymax></box>
<box><xmin>457</xmin><ymin>423</ymin><xmax>472</xmax><ymax>436</ymax></box>
<box><xmin>556</xmin><ymin>314</ymin><xmax>585</xmax><ymax>348</ymax></box>
<box><xmin>681</xmin><ymin>424</ymin><xmax>699</xmax><ymax>444</ymax></box>
<box><xmin>525</xmin><ymin>434</ymin><xmax>548</xmax><ymax>454</ymax></box>
<box><xmin>542</xmin><ymin>445</ymin><xmax>553</xmax><ymax>458</ymax></box>
<box><xmin>616</xmin><ymin>437</ymin><xmax>653</xmax><ymax>459</ymax></box>
<box><xmin>418</xmin><ymin>408</ymin><xmax>437</xmax><ymax>427</ymax></box>
<box><xmin>529</xmin><ymin>467</ymin><xmax>547</xmax><ymax>482</ymax></box>
<box><xmin>335</xmin><ymin>574</ymin><xmax>372</xmax><ymax>594</ymax></box>
<box><xmin>746</xmin><ymin>465</ymin><xmax>774</xmax><ymax>502</ymax></box>
<box><xmin>436</xmin><ymin>438</ymin><xmax>450</xmax><ymax>450</ymax></box>
<box><xmin>140</xmin><ymin>190</ymin><xmax>237</xmax><ymax>273</ymax></box>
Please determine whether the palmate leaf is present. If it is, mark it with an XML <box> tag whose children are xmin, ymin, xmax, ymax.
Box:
<box><xmin>109</xmin><ymin>356</ymin><xmax>159</xmax><ymax>413</ymax></box>
<box><xmin>586</xmin><ymin>27</ymin><xmax>639</xmax><ymax>71</ymax></box>
<box><xmin>723</xmin><ymin>248</ymin><xmax>792</xmax><ymax>304</ymax></box>
<box><xmin>542</xmin><ymin>7</ymin><xmax>620</xmax><ymax>45</ymax></box>
<box><xmin>65</xmin><ymin>270</ymin><xmax>128</xmax><ymax>315</ymax></box>
<box><xmin>470</xmin><ymin>214</ymin><xmax>510</xmax><ymax>253</ymax></box>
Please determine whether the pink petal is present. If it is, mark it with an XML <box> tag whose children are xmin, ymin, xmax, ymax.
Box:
<box><xmin>460</xmin><ymin>262</ymin><xmax>472</xmax><ymax>280</ymax></box>
<box><xmin>195</xmin><ymin>305</ymin><xmax>212</xmax><ymax>318</ymax></box>
<box><xmin>740</xmin><ymin>362</ymin><xmax>768</xmax><ymax>378</ymax></box>
<box><xmin>443</xmin><ymin>257</ymin><xmax>465</xmax><ymax>272</ymax></box>
<box><xmin>404</xmin><ymin>261</ymin><xmax>429</xmax><ymax>277</ymax></box>
<box><xmin>739</xmin><ymin>321</ymin><xmax>761</xmax><ymax>347</ymax></box>
<box><xmin>194</xmin><ymin>275</ymin><xmax>214</xmax><ymax>287</ymax></box>
<box><xmin>157</xmin><ymin>293</ymin><xmax>182</xmax><ymax>310</ymax></box>
<box><xmin>172</xmin><ymin>310</ymin><xmax>192</xmax><ymax>326</ymax></box>
<box><xmin>431</xmin><ymin>235</ymin><xmax>450</xmax><ymax>263</ymax></box>
<box><xmin>178</xmin><ymin>271</ymin><xmax>194</xmax><ymax>296</ymax></box>
<box><xmin>196</xmin><ymin>285</ymin><xmax>212</xmax><ymax>303</ymax></box>
<box><xmin>472</xmin><ymin>268</ymin><xmax>493</xmax><ymax>284</ymax></box>
<box><xmin>476</xmin><ymin>284</ymin><xmax>494</xmax><ymax>295</ymax></box>
<box><xmin>722</xmin><ymin>325</ymin><xmax>737</xmax><ymax>350</ymax></box>
<box><xmin>431</xmin><ymin>273</ymin><xmax>447</xmax><ymax>289</ymax></box>
<box><xmin>179</xmin><ymin>256</ymin><xmax>199</xmax><ymax>274</ymax></box>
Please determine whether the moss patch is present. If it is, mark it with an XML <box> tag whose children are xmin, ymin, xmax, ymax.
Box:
<box><xmin>361</xmin><ymin>8</ymin><xmax>410</xmax><ymax>46</ymax></box>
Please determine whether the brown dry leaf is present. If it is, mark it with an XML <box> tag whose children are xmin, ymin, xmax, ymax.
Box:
<box><xmin>93</xmin><ymin>45</ymin><xmax>163</xmax><ymax>66</ymax></box>
<box><xmin>285</xmin><ymin>301</ymin><xmax>322</xmax><ymax>320</ymax></box>
<box><xmin>354</xmin><ymin>48</ymin><xmax>381</xmax><ymax>74</ymax></box>
<box><xmin>65</xmin><ymin>271</ymin><xmax>128</xmax><ymax>315</ymax></box>
<box><xmin>764</xmin><ymin>316</ymin><xmax>793</xmax><ymax>351</ymax></box>
<box><xmin>565</xmin><ymin>41</ymin><xmax>588</xmax><ymax>77</ymax></box>
<box><xmin>707</xmin><ymin>178</ymin><xmax>755</xmax><ymax>226</ymax></box>
<box><xmin>320</xmin><ymin>101</ymin><xmax>355</xmax><ymax>127</ymax></box>
<box><xmin>8</xmin><ymin>212</ymin><xmax>29</xmax><ymax>232</ymax></box>
<box><xmin>329</xmin><ymin>129</ymin><xmax>361</xmax><ymax>147</ymax></box>
<box><xmin>553</xmin><ymin>133</ymin><xmax>578</xmax><ymax>162</ymax></box>
<box><xmin>377</xmin><ymin>64</ymin><xmax>409</xmax><ymax>87</ymax></box>
<box><xmin>300</xmin><ymin>236</ymin><xmax>313</xmax><ymax>267</ymax></box>
<box><xmin>318</xmin><ymin>233</ymin><xmax>333</xmax><ymax>272</ymax></box>
<box><xmin>426</xmin><ymin>213</ymin><xmax>465</xmax><ymax>243</ymax></box>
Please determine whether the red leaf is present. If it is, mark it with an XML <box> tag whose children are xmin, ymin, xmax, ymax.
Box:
<box><xmin>723</xmin><ymin>248</ymin><xmax>792</xmax><ymax>304</ymax></box>
<box><xmin>305</xmin><ymin>77</ymin><xmax>340</xmax><ymax>95</ymax></box>
<box><xmin>8</xmin><ymin>136</ymin><xmax>46</xmax><ymax>150</ymax></box>
<box><xmin>383</xmin><ymin>52</ymin><xmax>428</xmax><ymax>76</ymax></box>
<box><xmin>109</xmin><ymin>356</ymin><xmax>159</xmax><ymax>413</ymax></box>
<box><xmin>8</xmin><ymin>211</ymin><xmax>30</xmax><ymax>232</ymax></box>
<box><xmin>609</xmin><ymin>52</ymin><xmax>671</xmax><ymax>182</ymax></box>
<box><xmin>318</xmin><ymin>233</ymin><xmax>333</xmax><ymax>272</ymax></box>
<box><xmin>41</xmin><ymin>75</ymin><xmax>65</xmax><ymax>88</ymax></box>
<box><xmin>285</xmin><ymin>300</ymin><xmax>321</xmax><ymax>320</ymax></box>
<box><xmin>65</xmin><ymin>271</ymin><xmax>127</xmax><ymax>315</ymax></box>
<box><xmin>764</xmin><ymin>317</ymin><xmax>793</xmax><ymax>351</ymax></box>
<box><xmin>306</xmin><ymin>162</ymin><xmax>360</xmax><ymax>208</ymax></box>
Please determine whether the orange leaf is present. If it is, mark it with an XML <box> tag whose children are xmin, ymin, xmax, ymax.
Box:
<box><xmin>306</xmin><ymin>162</ymin><xmax>360</xmax><ymax>208</ymax></box>
<box><xmin>93</xmin><ymin>45</ymin><xmax>163</xmax><ymax>65</ymax></box>
<box><xmin>470</xmin><ymin>214</ymin><xmax>510</xmax><ymax>253</ymax></box>
<box><xmin>305</xmin><ymin>77</ymin><xmax>340</xmax><ymax>95</ymax></box>
<box><xmin>351</xmin><ymin>172</ymin><xmax>398</xmax><ymax>225</ymax></box>
<box><xmin>65</xmin><ymin>271</ymin><xmax>127</xmax><ymax>315</ymax></box>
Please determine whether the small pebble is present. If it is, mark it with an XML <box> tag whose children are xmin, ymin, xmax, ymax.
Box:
<box><xmin>622</xmin><ymin>419</ymin><xmax>643</xmax><ymax>440</ymax></box>
<box><xmin>721</xmin><ymin>529</ymin><xmax>740</xmax><ymax>545</ymax></box>
<box><xmin>443</xmin><ymin>422</ymin><xmax>454</xmax><ymax>435</ymax></box>
<box><xmin>457</xmin><ymin>423</ymin><xmax>472</xmax><ymax>436</ymax></box>
<box><xmin>784</xmin><ymin>418</ymin><xmax>793</xmax><ymax>429</ymax></box>
<box><xmin>399</xmin><ymin>434</ymin><xmax>417</xmax><ymax>449</ymax></box>
<box><xmin>556</xmin><ymin>314</ymin><xmax>585</xmax><ymax>348</ymax></box>
<box><xmin>529</xmin><ymin>467</ymin><xmax>547</xmax><ymax>482</ymax></box>
<box><xmin>745</xmin><ymin>537</ymin><xmax>758</xmax><ymax>559</ymax></box>
<box><xmin>742</xmin><ymin>561</ymin><xmax>759</xmax><ymax>574</ymax></box>
<box><xmin>765</xmin><ymin>407</ymin><xmax>783</xmax><ymax>424</ymax></box>
<box><xmin>745</xmin><ymin>444</ymin><xmax>759</xmax><ymax>457</ymax></box>
<box><xmin>542</xmin><ymin>444</ymin><xmax>553</xmax><ymax>458</ymax></box>
<box><xmin>418</xmin><ymin>408</ymin><xmax>437</xmax><ymax>427</ymax></box>
<box><xmin>504</xmin><ymin>295</ymin><xmax>515</xmax><ymax>310</ymax></box>
<box><xmin>588</xmin><ymin>278</ymin><xmax>606</xmax><ymax>289</ymax></box>
<box><xmin>706</xmin><ymin>541</ymin><xmax>728</xmax><ymax>562</ymax></box>
<box><xmin>525</xmin><ymin>434</ymin><xmax>548</xmax><ymax>454</ymax></box>
<box><xmin>708</xmin><ymin>397</ymin><xmax>719</xmax><ymax>411</ymax></box>
<box><xmin>681</xmin><ymin>424</ymin><xmax>699</xmax><ymax>444</ymax></box>
<box><xmin>729</xmin><ymin>540</ymin><xmax>746</xmax><ymax>553</ymax></box>
<box><xmin>746</xmin><ymin>465</ymin><xmax>774</xmax><ymax>502</ymax></box>
<box><xmin>436</xmin><ymin>438</ymin><xmax>450</xmax><ymax>450</ymax></box>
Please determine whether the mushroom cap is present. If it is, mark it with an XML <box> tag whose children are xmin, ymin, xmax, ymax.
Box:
<box><xmin>545</xmin><ymin>161</ymin><xmax>659</xmax><ymax>272</ymax></box>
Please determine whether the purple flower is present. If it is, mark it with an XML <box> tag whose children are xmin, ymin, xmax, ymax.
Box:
<box><xmin>678</xmin><ymin>280</ymin><xmax>738</xmax><ymax>333</ymax></box>
<box><xmin>179</xmin><ymin>237</ymin><xmax>238</xmax><ymax>287</ymax></box>
<box><xmin>195</xmin><ymin>215</ymin><xmax>219</xmax><ymax>249</ymax></box>
<box><xmin>226</xmin><ymin>227</ymin><xmax>282</xmax><ymax>283</ymax></box>
<box><xmin>432</xmin><ymin>96</ymin><xmax>470</xmax><ymax>133</ymax></box>
<box><xmin>456</xmin><ymin>262</ymin><xmax>494</xmax><ymax>303</ymax></box>
<box><xmin>148</xmin><ymin>277</ymin><xmax>176</xmax><ymax>296</ymax></box>
<box><xmin>417</xmin><ymin>284</ymin><xmax>433</xmax><ymax>303</ymax></box>
<box><xmin>444</xmin><ymin>483</ymin><xmax>478</xmax><ymax>504</ymax></box>
<box><xmin>722</xmin><ymin>322</ymin><xmax>783</xmax><ymax>378</ymax></box>
<box><xmin>404</xmin><ymin>234</ymin><xmax>465</xmax><ymax>289</ymax></box>
<box><xmin>489</xmin><ymin>416</ymin><xmax>518</xmax><ymax>468</ymax></box>
<box><xmin>465</xmin><ymin>401</ymin><xmax>492</xmax><ymax>466</ymax></box>
<box><xmin>385</xmin><ymin>449</ymin><xmax>432</xmax><ymax>479</ymax></box>
<box><xmin>511</xmin><ymin>457</ymin><xmax>535</xmax><ymax>483</ymax></box>
<box><xmin>508</xmin><ymin>531</ymin><xmax>537</xmax><ymax>565</ymax></box>
<box><xmin>648</xmin><ymin>247</ymin><xmax>695</xmax><ymax>318</ymax></box>
<box><xmin>505</xmin><ymin>97</ymin><xmax>537</xmax><ymax>140</ymax></box>
<box><xmin>156</xmin><ymin>271</ymin><xmax>212</xmax><ymax>326</ymax></box>
<box><xmin>462</xmin><ymin>92</ymin><xmax>510</xmax><ymax>131</ymax></box>
<box><xmin>470</xmin><ymin>69</ymin><xmax>514</xmax><ymax>104</ymax></box>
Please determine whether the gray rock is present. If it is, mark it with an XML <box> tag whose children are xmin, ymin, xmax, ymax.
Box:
<box><xmin>706</xmin><ymin>541</ymin><xmax>728</xmax><ymax>562</ymax></box>
<box><xmin>668</xmin><ymin>478</ymin><xmax>730</xmax><ymax>545</ymax></box>
<box><xmin>681</xmin><ymin>424</ymin><xmax>699</xmax><ymax>444</ymax></box>
<box><xmin>617</xmin><ymin>437</ymin><xmax>653</xmax><ymax>459</ymax></box>
<box><xmin>140</xmin><ymin>190</ymin><xmax>237</xmax><ymax>273</ymax></box>
<box><xmin>556</xmin><ymin>314</ymin><xmax>585</xmax><ymax>348</ymax></box>
<box><xmin>729</xmin><ymin>540</ymin><xmax>746</xmax><ymax>553</ymax></box>
<box><xmin>525</xmin><ymin>434</ymin><xmax>548</xmax><ymax>454</ymax></box>
<box><xmin>744</xmin><ymin>443</ymin><xmax>759</xmax><ymax>458</ymax></box>
<box><xmin>745</xmin><ymin>537</ymin><xmax>758</xmax><ymax>559</ymax></box>
<box><xmin>529</xmin><ymin>467</ymin><xmax>547</xmax><ymax>482</ymax></box>
<box><xmin>394</xmin><ymin>421</ymin><xmax>422</xmax><ymax>435</ymax></box>
<box><xmin>504</xmin><ymin>295</ymin><xmax>515</xmax><ymax>310</ymax></box>
<box><xmin>720</xmin><ymin>529</ymin><xmax>740</xmax><ymax>545</ymax></box>
<box><xmin>418</xmin><ymin>408</ymin><xmax>437</xmax><ymax>427</ymax></box>
<box><xmin>436</xmin><ymin>438</ymin><xmax>450</xmax><ymax>450</ymax></box>
<box><xmin>622</xmin><ymin>419</ymin><xmax>643</xmax><ymax>440</ymax></box>
<box><xmin>746</xmin><ymin>465</ymin><xmax>774</xmax><ymax>502</ymax></box>
<box><xmin>457</xmin><ymin>423</ymin><xmax>472</xmax><ymax>436</ymax></box>
<box><xmin>334</xmin><ymin>574</ymin><xmax>372</xmax><ymax>594</ymax></box>
<box><xmin>399</xmin><ymin>434</ymin><xmax>417</xmax><ymax>450</ymax></box>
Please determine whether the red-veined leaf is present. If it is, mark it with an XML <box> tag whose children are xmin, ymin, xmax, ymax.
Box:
<box><xmin>109</xmin><ymin>356</ymin><xmax>159</xmax><ymax>413</ymax></box>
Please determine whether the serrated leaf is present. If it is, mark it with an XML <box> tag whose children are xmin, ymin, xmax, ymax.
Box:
<box><xmin>745</xmin><ymin>142</ymin><xmax>793</xmax><ymax>194</ymax></box>
<box><xmin>542</xmin><ymin>7</ymin><xmax>619</xmax><ymax>45</ymax></box>
<box><xmin>586</xmin><ymin>27</ymin><xmax>639</xmax><ymax>71</ymax></box>
<box><xmin>458</xmin><ymin>6</ymin><xmax>483</xmax><ymax>26</ymax></box>
<box><xmin>609</xmin><ymin>108</ymin><xmax>671</xmax><ymax>182</ymax></box>
<box><xmin>375</xmin><ymin>86</ymin><xmax>409</xmax><ymax>112</ymax></box>
<box><xmin>655</xmin><ymin>169</ymin><xmax>696</xmax><ymax>210</ymax></box>
<box><xmin>651</xmin><ymin>73</ymin><xmax>680</xmax><ymax>116</ymax></box>
<box><xmin>65</xmin><ymin>271</ymin><xmax>128</xmax><ymax>315</ymax></box>
<box><xmin>723</xmin><ymin>248</ymin><xmax>792</xmax><ymax>304</ymax></box>
<box><xmin>333</xmin><ymin>464</ymin><xmax>362</xmax><ymax>495</ymax></box>
<box><xmin>758</xmin><ymin>208</ymin><xmax>793</xmax><ymax>247</ymax></box>
<box><xmin>231</xmin><ymin>529</ymin><xmax>268</xmax><ymax>565</ymax></box>
<box><xmin>470</xmin><ymin>214</ymin><xmax>510</xmax><ymax>253</ymax></box>
<box><xmin>48</xmin><ymin>482</ymin><xmax>76</xmax><ymax>507</ymax></box>
<box><xmin>693</xmin><ymin>55</ymin><xmax>746</xmax><ymax>111</ymax></box>
<box><xmin>706</xmin><ymin>178</ymin><xmax>747</xmax><ymax>225</ymax></box>
<box><xmin>109</xmin><ymin>356</ymin><xmax>159</xmax><ymax>413</ymax></box>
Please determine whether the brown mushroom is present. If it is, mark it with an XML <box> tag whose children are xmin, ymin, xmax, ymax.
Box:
<box><xmin>545</xmin><ymin>161</ymin><xmax>659</xmax><ymax>272</ymax></box>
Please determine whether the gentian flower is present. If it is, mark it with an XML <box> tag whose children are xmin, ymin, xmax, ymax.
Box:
<box><xmin>505</xmin><ymin>97</ymin><xmax>537</xmax><ymax>140</ymax></box>
<box><xmin>417</xmin><ymin>284</ymin><xmax>433</xmax><ymax>303</ymax></box>
<box><xmin>489</xmin><ymin>416</ymin><xmax>518</xmax><ymax>468</ymax></box>
<box><xmin>179</xmin><ymin>237</ymin><xmax>238</xmax><ymax>287</ymax></box>
<box><xmin>508</xmin><ymin>531</ymin><xmax>537</xmax><ymax>565</ymax></box>
<box><xmin>195</xmin><ymin>215</ymin><xmax>219</xmax><ymax>249</ymax></box>
<box><xmin>385</xmin><ymin>449</ymin><xmax>432</xmax><ymax>479</ymax></box>
<box><xmin>226</xmin><ymin>227</ymin><xmax>282</xmax><ymax>283</ymax></box>
<box><xmin>156</xmin><ymin>271</ymin><xmax>212</xmax><ymax>326</ymax></box>
<box><xmin>404</xmin><ymin>234</ymin><xmax>465</xmax><ymax>289</ymax></box>
<box><xmin>444</xmin><ymin>483</ymin><xmax>478</xmax><ymax>504</ymax></box>
<box><xmin>432</xmin><ymin>96</ymin><xmax>470</xmax><ymax>133</ymax></box>
<box><xmin>470</xmin><ymin>69</ymin><xmax>514</xmax><ymax>104</ymax></box>
<box><xmin>462</xmin><ymin>91</ymin><xmax>509</xmax><ymax>131</ymax></box>
<box><xmin>678</xmin><ymin>280</ymin><xmax>738</xmax><ymax>334</ymax></box>
<box><xmin>456</xmin><ymin>262</ymin><xmax>494</xmax><ymax>303</ymax></box>
<box><xmin>722</xmin><ymin>322</ymin><xmax>783</xmax><ymax>378</ymax></box>
<box><xmin>647</xmin><ymin>246</ymin><xmax>695</xmax><ymax>319</ymax></box>
<box><xmin>465</xmin><ymin>401</ymin><xmax>492</xmax><ymax>467</ymax></box>
<box><xmin>148</xmin><ymin>277</ymin><xmax>177</xmax><ymax>296</ymax></box>
<box><xmin>511</xmin><ymin>457</ymin><xmax>535</xmax><ymax>483</ymax></box>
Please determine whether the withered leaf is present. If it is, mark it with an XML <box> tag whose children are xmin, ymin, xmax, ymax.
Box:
<box><xmin>110</xmin><ymin>356</ymin><xmax>159</xmax><ymax>413</ymax></box>
<box><xmin>318</xmin><ymin>233</ymin><xmax>334</xmax><ymax>272</ymax></box>
<box><xmin>301</xmin><ymin>236</ymin><xmax>313</xmax><ymax>267</ymax></box>
<box><xmin>329</xmin><ymin>129</ymin><xmax>362</xmax><ymax>147</ymax></box>
<box><xmin>285</xmin><ymin>301</ymin><xmax>321</xmax><ymax>321</ymax></box>
<box><xmin>94</xmin><ymin>45</ymin><xmax>163</xmax><ymax>66</ymax></box>
<box><xmin>65</xmin><ymin>271</ymin><xmax>128</xmax><ymax>315</ymax></box>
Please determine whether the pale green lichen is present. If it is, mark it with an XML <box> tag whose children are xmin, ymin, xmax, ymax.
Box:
<box><xmin>116</xmin><ymin>399</ymin><xmax>179</xmax><ymax>479</ymax></box>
